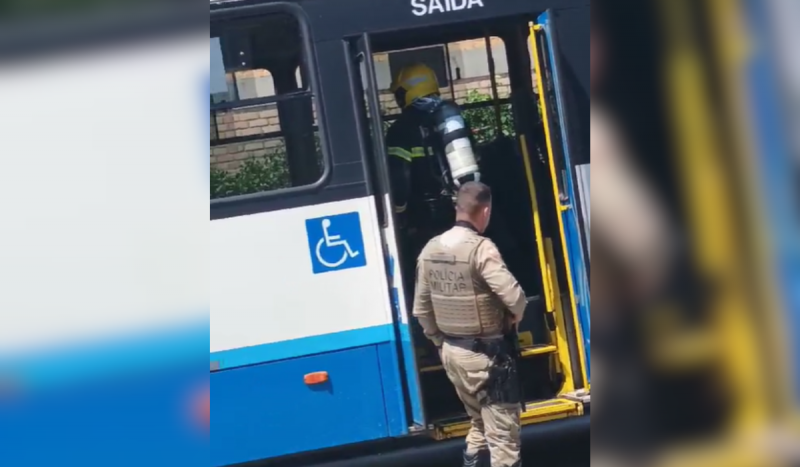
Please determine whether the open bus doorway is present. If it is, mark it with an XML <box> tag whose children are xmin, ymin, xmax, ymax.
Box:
<box><xmin>353</xmin><ymin>13</ymin><xmax>589</xmax><ymax>429</ymax></box>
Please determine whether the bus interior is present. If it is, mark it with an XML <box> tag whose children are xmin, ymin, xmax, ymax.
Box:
<box><xmin>358</xmin><ymin>15</ymin><xmax>589</xmax><ymax>426</ymax></box>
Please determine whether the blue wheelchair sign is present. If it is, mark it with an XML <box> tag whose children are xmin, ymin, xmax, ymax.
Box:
<box><xmin>305</xmin><ymin>212</ymin><xmax>367</xmax><ymax>274</ymax></box>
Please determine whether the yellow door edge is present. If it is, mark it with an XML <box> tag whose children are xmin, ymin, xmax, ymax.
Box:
<box><xmin>518</xmin><ymin>133</ymin><xmax>556</xmax><ymax>314</ymax></box>
<box><xmin>529</xmin><ymin>22</ymin><xmax>589</xmax><ymax>388</ymax></box>
<box><xmin>432</xmin><ymin>398</ymin><xmax>583</xmax><ymax>440</ymax></box>
<box><xmin>544</xmin><ymin>238</ymin><xmax>574</xmax><ymax>392</ymax></box>
<box><xmin>657</xmin><ymin>0</ymin><xmax>770</xmax><ymax>430</ymax></box>
<box><xmin>706</xmin><ymin>0</ymin><xmax>797</xmax><ymax>421</ymax></box>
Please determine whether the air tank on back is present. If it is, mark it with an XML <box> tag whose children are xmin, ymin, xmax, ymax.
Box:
<box><xmin>431</xmin><ymin>100</ymin><xmax>481</xmax><ymax>187</ymax></box>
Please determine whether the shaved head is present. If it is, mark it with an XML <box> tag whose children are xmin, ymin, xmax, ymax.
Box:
<box><xmin>456</xmin><ymin>181</ymin><xmax>492</xmax><ymax>216</ymax></box>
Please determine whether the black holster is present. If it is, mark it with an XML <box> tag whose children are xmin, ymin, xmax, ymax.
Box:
<box><xmin>472</xmin><ymin>338</ymin><xmax>522</xmax><ymax>406</ymax></box>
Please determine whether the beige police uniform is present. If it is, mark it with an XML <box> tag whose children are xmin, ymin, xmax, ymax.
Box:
<box><xmin>413</xmin><ymin>225</ymin><xmax>527</xmax><ymax>467</ymax></box>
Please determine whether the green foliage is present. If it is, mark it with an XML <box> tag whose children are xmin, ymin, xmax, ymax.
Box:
<box><xmin>210</xmin><ymin>151</ymin><xmax>291</xmax><ymax>199</ymax></box>
<box><xmin>461</xmin><ymin>90</ymin><xmax>515</xmax><ymax>144</ymax></box>
<box><xmin>210</xmin><ymin>135</ymin><xmax>321</xmax><ymax>200</ymax></box>
<box><xmin>210</xmin><ymin>90</ymin><xmax>515</xmax><ymax>199</ymax></box>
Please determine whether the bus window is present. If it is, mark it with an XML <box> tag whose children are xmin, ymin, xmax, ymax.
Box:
<box><xmin>376</xmin><ymin>38</ymin><xmax>514</xmax><ymax>144</ymax></box>
<box><xmin>210</xmin><ymin>12</ymin><xmax>322</xmax><ymax>201</ymax></box>
<box><xmin>447</xmin><ymin>37</ymin><xmax>515</xmax><ymax>144</ymax></box>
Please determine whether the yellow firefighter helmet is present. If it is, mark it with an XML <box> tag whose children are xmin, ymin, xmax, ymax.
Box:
<box><xmin>390</xmin><ymin>63</ymin><xmax>440</xmax><ymax>109</ymax></box>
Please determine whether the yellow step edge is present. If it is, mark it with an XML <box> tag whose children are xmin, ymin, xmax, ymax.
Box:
<box><xmin>647</xmin><ymin>329</ymin><xmax>722</xmax><ymax>372</ymax></box>
<box><xmin>521</xmin><ymin>344</ymin><xmax>558</xmax><ymax>358</ymax></box>
<box><xmin>433</xmin><ymin>398</ymin><xmax>583</xmax><ymax>440</ymax></box>
<box><xmin>420</xmin><ymin>345</ymin><xmax>558</xmax><ymax>373</ymax></box>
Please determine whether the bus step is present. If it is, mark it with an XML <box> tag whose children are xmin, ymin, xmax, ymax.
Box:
<box><xmin>432</xmin><ymin>398</ymin><xmax>583</xmax><ymax>440</ymax></box>
<box><xmin>561</xmin><ymin>388</ymin><xmax>591</xmax><ymax>404</ymax></box>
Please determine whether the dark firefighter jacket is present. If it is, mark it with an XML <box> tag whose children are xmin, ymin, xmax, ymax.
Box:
<box><xmin>384</xmin><ymin>108</ymin><xmax>450</xmax><ymax>230</ymax></box>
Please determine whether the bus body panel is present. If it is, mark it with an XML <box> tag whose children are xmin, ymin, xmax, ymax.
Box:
<box><xmin>211</xmin><ymin>196</ymin><xmax>409</xmax><ymax>465</ymax></box>
<box><xmin>210</xmin><ymin>0</ymin><xmax>588</xmax><ymax>43</ymax></box>
<box><xmin>211</xmin><ymin>196</ymin><xmax>393</xmax><ymax>368</ymax></box>
<box><xmin>536</xmin><ymin>10</ymin><xmax>592</xmax><ymax>382</ymax></box>
<box><xmin>351</xmin><ymin>32</ymin><xmax>426</xmax><ymax>427</ymax></box>
<box><xmin>743</xmin><ymin>0</ymin><xmax>800</xmax><ymax>404</ymax></box>
<box><xmin>211</xmin><ymin>344</ymin><xmax>403</xmax><ymax>465</ymax></box>
<box><xmin>381</xmin><ymin>194</ymin><xmax>426</xmax><ymax>427</ymax></box>
<box><xmin>209</xmin><ymin>1</ymin><xmax>593</xmax><ymax>464</ymax></box>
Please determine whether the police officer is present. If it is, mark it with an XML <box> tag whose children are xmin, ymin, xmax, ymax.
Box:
<box><xmin>386</xmin><ymin>62</ymin><xmax>482</xmax><ymax>296</ymax></box>
<box><xmin>413</xmin><ymin>181</ymin><xmax>527</xmax><ymax>467</ymax></box>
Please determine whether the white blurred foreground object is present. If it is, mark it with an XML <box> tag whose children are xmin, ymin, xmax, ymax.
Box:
<box><xmin>591</xmin><ymin>105</ymin><xmax>676</xmax><ymax>298</ymax></box>
<box><xmin>0</xmin><ymin>34</ymin><xmax>209</xmax><ymax>355</ymax></box>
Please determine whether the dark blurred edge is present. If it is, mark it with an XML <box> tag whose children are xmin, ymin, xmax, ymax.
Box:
<box><xmin>0</xmin><ymin>2</ymin><xmax>207</xmax><ymax>64</ymax></box>
<box><xmin>244</xmin><ymin>415</ymin><xmax>590</xmax><ymax>467</ymax></box>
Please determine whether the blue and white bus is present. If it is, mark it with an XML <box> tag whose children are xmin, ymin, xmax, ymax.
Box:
<box><xmin>210</xmin><ymin>0</ymin><xmax>591</xmax><ymax>465</ymax></box>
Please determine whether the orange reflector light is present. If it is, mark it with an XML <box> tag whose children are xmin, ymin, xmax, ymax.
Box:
<box><xmin>303</xmin><ymin>371</ymin><xmax>329</xmax><ymax>385</ymax></box>
<box><xmin>195</xmin><ymin>387</ymin><xmax>209</xmax><ymax>427</ymax></box>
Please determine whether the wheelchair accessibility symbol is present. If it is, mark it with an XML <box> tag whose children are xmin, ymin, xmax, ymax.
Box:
<box><xmin>305</xmin><ymin>212</ymin><xmax>367</xmax><ymax>274</ymax></box>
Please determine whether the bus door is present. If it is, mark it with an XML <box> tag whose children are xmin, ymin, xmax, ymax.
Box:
<box><xmin>529</xmin><ymin>11</ymin><xmax>591</xmax><ymax>386</ymax></box>
<box><xmin>347</xmin><ymin>32</ymin><xmax>427</xmax><ymax>431</ymax></box>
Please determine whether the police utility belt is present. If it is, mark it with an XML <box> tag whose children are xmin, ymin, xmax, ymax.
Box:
<box><xmin>443</xmin><ymin>335</ymin><xmax>509</xmax><ymax>359</ymax></box>
<box><xmin>443</xmin><ymin>334</ymin><xmax>524</xmax><ymax>407</ymax></box>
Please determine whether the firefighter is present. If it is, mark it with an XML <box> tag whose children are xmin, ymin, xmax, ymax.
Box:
<box><xmin>386</xmin><ymin>62</ymin><xmax>482</xmax><ymax>295</ymax></box>
<box><xmin>413</xmin><ymin>181</ymin><xmax>527</xmax><ymax>467</ymax></box>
